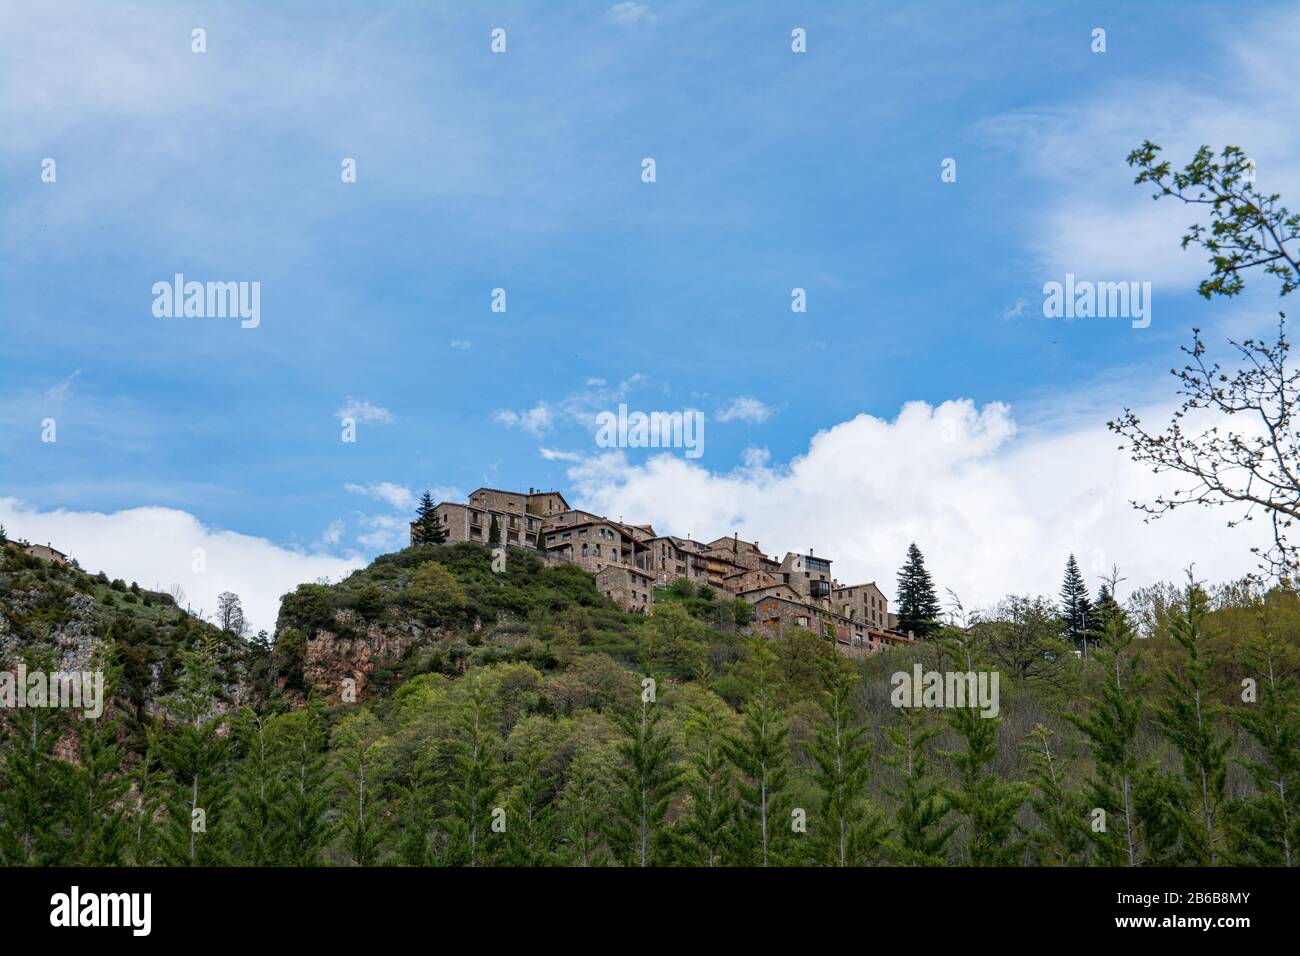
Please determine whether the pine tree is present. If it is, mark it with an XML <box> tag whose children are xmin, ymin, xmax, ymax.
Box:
<box><xmin>332</xmin><ymin>710</ymin><xmax>386</xmax><ymax>866</ymax></box>
<box><xmin>1155</xmin><ymin>571</ymin><xmax>1230</xmax><ymax>865</ymax></box>
<box><xmin>726</xmin><ymin>639</ymin><xmax>791</xmax><ymax>866</ymax></box>
<box><xmin>883</xmin><ymin>705</ymin><xmax>954</xmax><ymax>865</ymax></box>
<box><xmin>271</xmin><ymin>699</ymin><xmax>332</xmax><ymax>867</ymax></box>
<box><xmin>895</xmin><ymin>543</ymin><xmax>941</xmax><ymax>639</ymax></box>
<box><xmin>610</xmin><ymin>681</ymin><xmax>681</xmax><ymax>867</ymax></box>
<box><xmin>413</xmin><ymin>491</ymin><xmax>447</xmax><ymax>546</ymax></box>
<box><xmin>443</xmin><ymin>677</ymin><xmax>499</xmax><ymax>866</ymax></box>
<box><xmin>809</xmin><ymin>657</ymin><xmax>888</xmax><ymax>865</ymax></box>
<box><xmin>1060</xmin><ymin>555</ymin><xmax>1093</xmax><ymax>656</ymax></box>
<box><xmin>157</xmin><ymin>637</ymin><xmax>230</xmax><ymax>866</ymax></box>
<box><xmin>0</xmin><ymin>650</ymin><xmax>73</xmax><ymax>865</ymax></box>
<box><xmin>1228</xmin><ymin>637</ymin><xmax>1300</xmax><ymax>866</ymax></box>
<box><xmin>1067</xmin><ymin>593</ymin><xmax>1149</xmax><ymax>865</ymax></box>
<box><xmin>68</xmin><ymin>655</ymin><xmax>129</xmax><ymax>866</ymax></box>
<box><xmin>676</xmin><ymin>698</ymin><xmax>738</xmax><ymax>866</ymax></box>
<box><xmin>1021</xmin><ymin>725</ymin><xmax>1089</xmax><ymax>866</ymax></box>
<box><xmin>943</xmin><ymin>694</ymin><xmax>1028</xmax><ymax>865</ymax></box>
<box><xmin>1089</xmin><ymin>581</ymin><xmax>1122</xmax><ymax>644</ymax></box>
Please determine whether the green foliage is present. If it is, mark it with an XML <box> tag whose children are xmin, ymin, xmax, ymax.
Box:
<box><xmin>895</xmin><ymin>543</ymin><xmax>941</xmax><ymax>639</ymax></box>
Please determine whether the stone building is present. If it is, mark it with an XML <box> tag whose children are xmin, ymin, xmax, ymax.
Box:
<box><xmin>748</xmin><ymin>593</ymin><xmax>913</xmax><ymax>658</ymax></box>
<box><xmin>778</xmin><ymin>550</ymin><xmax>834</xmax><ymax>603</ymax></box>
<box><xmin>22</xmin><ymin>542</ymin><xmax>69</xmax><ymax>566</ymax></box>
<box><xmin>832</xmin><ymin>581</ymin><xmax>890</xmax><ymax>629</ymax></box>
<box><xmin>596</xmin><ymin>565</ymin><xmax>654</xmax><ymax>615</ymax></box>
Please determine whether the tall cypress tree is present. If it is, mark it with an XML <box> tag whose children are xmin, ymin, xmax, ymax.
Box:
<box><xmin>332</xmin><ymin>709</ymin><xmax>386</xmax><ymax>866</ymax></box>
<box><xmin>942</xmin><ymin>688</ymin><xmax>1028</xmax><ymax>866</ymax></box>
<box><xmin>1068</xmin><ymin>593</ymin><xmax>1149</xmax><ymax>865</ymax></box>
<box><xmin>610</xmin><ymin>680</ymin><xmax>681</xmax><ymax>867</ymax></box>
<box><xmin>726</xmin><ymin>639</ymin><xmax>791</xmax><ymax>866</ymax></box>
<box><xmin>895</xmin><ymin>543</ymin><xmax>941</xmax><ymax>639</ymax></box>
<box><xmin>1060</xmin><ymin>555</ymin><xmax>1093</xmax><ymax>656</ymax></box>
<box><xmin>68</xmin><ymin>654</ymin><xmax>129</xmax><ymax>866</ymax></box>
<box><xmin>677</xmin><ymin>698</ymin><xmax>737</xmax><ymax>867</ymax></box>
<box><xmin>1155</xmin><ymin>572</ymin><xmax>1230</xmax><ymax>865</ymax></box>
<box><xmin>443</xmin><ymin>677</ymin><xmax>499</xmax><ymax>867</ymax></box>
<box><xmin>883</xmin><ymin>705</ymin><xmax>953</xmax><ymax>865</ymax></box>
<box><xmin>488</xmin><ymin>514</ymin><xmax>501</xmax><ymax>547</ymax></box>
<box><xmin>230</xmin><ymin>708</ymin><xmax>286</xmax><ymax>866</ymax></box>
<box><xmin>1021</xmin><ymin>724</ymin><xmax>1089</xmax><ymax>866</ymax></box>
<box><xmin>809</xmin><ymin>657</ymin><xmax>888</xmax><ymax>866</ymax></box>
<box><xmin>271</xmin><ymin>699</ymin><xmax>332</xmax><ymax>867</ymax></box>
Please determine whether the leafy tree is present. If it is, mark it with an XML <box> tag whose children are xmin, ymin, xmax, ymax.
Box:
<box><xmin>726</xmin><ymin>640</ymin><xmax>791</xmax><ymax>865</ymax></box>
<box><xmin>1059</xmin><ymin>555</ymin><xmax>1093</xmax><ymax>655</ymax></box>
<box><xmin>216</xmin><ymin>591</ymin><xmax>247</xmax><ymax>638</ymax></box>
<box><xmin>1115</xmin><ymin>142</ymin><xmax>1300</xmax><ymax>579</ymax></box>
<box><xmin>609</xmin><ymin>681</ymin><xmax>681</xmax><ymax>866</ymax></box>
<box><xmin>808</xmin><ymin>657</ymin><xmax>887</xmax><ymax>866</ymax></box>
<box><xmin>977</xmin><ymin>595</ymin><xmax>1075</xmax><ymax>686</ymax></box>
<box><xmin>895</xmin><ymin>543</ymin><xmax>941</xmax><ymax>639</ymax></box>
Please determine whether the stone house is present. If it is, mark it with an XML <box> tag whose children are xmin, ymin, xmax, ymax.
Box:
<box><xmin>832</xmin><ymin>581</ymin><xmax>890</xmax><ymax>629</ymax></box>
<box><xmin>22</xmin><ymin>542</ymin><xmax>69</xmax><ymax>566</ymax></box>
<box><xmin>779</xmin><ymin>550</ymin><xmax>833</xmax><ymax>603</ymax></box>
<box><xmin>596</xmin><ymin>565</ymin><xmax>654</xmax><ymax>615</ymax></box>
<box><xmin>645</xmin><ymin>535</ymin><xmax>710</xmax><ymax>587</ymax></box>
<box><xmin>748</xmin><ymin>593</ymin><xmax>913</xmax><ymax>658</ymax></box>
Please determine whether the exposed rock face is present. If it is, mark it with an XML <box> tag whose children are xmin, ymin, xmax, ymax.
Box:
<box><xmin>295</xmin><ymin>610</ymin><xmax>435</xmax><ymax>707</ymax></box>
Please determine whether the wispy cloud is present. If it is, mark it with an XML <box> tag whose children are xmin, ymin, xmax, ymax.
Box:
<box><xmin>343</xmin><ymin>481</ymin><xmax>416</xmax><ymax>511</ymax></box>
<box><xmin>337</xmin><ymin>397</ymin><xmax>394</xmax><ymax>425</ymax></box>
<box><xmin>715</xmin><ymin>396</ymin><xmax>774</xmax><ymax>424</ymax></box>
<box><xmin>605</xmin><ymin>3</ymin><xmax>657</xmax><ymax>29</ymax></box>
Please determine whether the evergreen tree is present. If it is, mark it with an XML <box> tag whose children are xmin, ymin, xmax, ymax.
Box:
<box><xmin>1060</xmin><ymin>555</ymin><xmax>1093</xmax><ymax>656</ymax></box>
<box><xmin>502</xmin><ymin>717</ymin><xmax>558</xmax><ymax>866</ymax></box>
<box><xmin>1068</xmin><ymin>593</ymin><xmax>1149</xmax><ymax>865</ymax></box>
<box><xmin>609</xmin><ymin>681</ymin><xmax>681</xmax><ymax>867</ymax></box>
<box><xmin>443</xmin><ymin>677</ymin><xmax>499</xmax><ymax>866</ymax></box>
<box><xmin>809</xmin><ymin>657</ymin><xmax>888</xmax><ymax>865</ymax></box>
<box><xmin>676</xmin><ymin>698</ymin><xmax>737</xmax><ymax>866</ymax></box>
<box><xmin>1021</xmin><ymin>725</ymin><xmax>1089</xmax><ymax>866</ymax></box>
<box><xmin>0</xmin><ymin>649</ymin><xmax>73</xmax><ymax>865</ymax></box>
<box><xmin>271</xmin><ymin>700</ymin><xmax>332</xmax><ymax>867</ymax></box>
<box><xmin>943</xmin><ymin>694</ymin><xmax>1028</xmax><ymax>865</ymax></box>
<box><xmin>726</xmin><ymin>639</ymin><xmax>791</xmax><ymax>866</ymax></box>
<box><xmin>535</xmin><ymin>525</ymin><xmax>547</xmax><ymax>551</ymax></box>
<box><xmin>412</xmin><ymin>491</ymin><xmax>447</xmax><ymax>545</ymax></box>
<box><xmin>68</xmin><ymin>655</ymin><xmax>129</xmax><ymax>866</ymax></box>
<box><xmin>230</xmin><ymin>708</ymin><xmax>286</xmax><ymax>865</ymax></box>
<box><xmin>488</xmin><ymin>514</ymin><xmax>501</xmax><ymax>547</ymax></box>
<box><xmin>1089</xmin><ymin>580</ymin><xmax>1122</xmax><ymax>645</ymax></box>
<box><xmin>556</xmin><ymin>747</ymin><xmax>615</xmax><ymax>867</ymax></box>
<box><xmin>332</xmin><ymin>709</ymin><xmax>386</xmax><ymax>866</ymax></box>
<box><xmin>895</xmin><ymin>543</ymin><xmax>941</xmax><ymax>639</ymax></box>
<box><xmin>1154</xmin><ymin>571</ymin><xmax>1230</xmax><ymax>865</ymax></box>
<box><xmin>883</xmin><ymin>705</ymin><xmax>954</xmax><ymax>865</ymax></box>
<box><xmin>1228</xmin><ymin>637</ymin><xmax>1300</xmax><ymax>866</ymax></box>
<box><xmin>157</xmin><ymin>637</ymin><xmax>230</xmax><ymax>866</ymax></box>
<box><xmin>126</xmin><ymin>725</ymin><xmax>169</xmax><ymax>866</ymax></box>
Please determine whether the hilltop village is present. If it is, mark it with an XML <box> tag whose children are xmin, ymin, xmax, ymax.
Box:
<box><xmin>419</xmin><ymin>486</ymin><xmax>914</xmax><ymax>657</ymax></box>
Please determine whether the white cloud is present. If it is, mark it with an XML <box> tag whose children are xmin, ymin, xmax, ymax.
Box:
<box><xmin>561</xmin><ymin>399</ymin><xmax>1267</xmax><ymax>612</ymax></box>
<box><xmin>450</xmin><ymin>339</ymin><xmax>471</xmax><ymax>349</ymax></box>
<box><xmin>495</xmin><ymin>404</ymin><xmax>555</xmax><ymax>437</ymax></box>
<box><xmin>540</xmin><ymin>447</ymin><xmax>583</xmax><ymax>462</ymax></box>
<box><xmin>0</xmin><ymin>499</ymin><xmax>362</xmax><ymax>636</ymax></box>
<box><xmin>344</xmin><ymin>481</ymin><xmax>417</xmax><ymax>511</ymax></box>
<box><xmin>606</xmin><ymin>3</ymin><xmax>657</xmax><ymax>28</ymax></box>
<box><xmin>716</xmin><ymin>396</ymin><xmax>774</xmax><ymax>424</ymax></box>
<box><xmin>321</xmin><ymin>519</ymin><xmax>345</xmax><ymax>546</ymax></box>
<box><xmin>337</xmin><ymin>397</ymin><xmax>394</xmax><ymax>425</ymax></box>
<box><xmin>45</xmin><ymin>370</ymin><xmax>81</xmax><ymax>402</ymax></box>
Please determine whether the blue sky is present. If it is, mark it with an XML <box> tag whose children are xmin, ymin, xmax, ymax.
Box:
<box><xmin>3</xmin><ymin>1</ymin><xmax>1297</xmax><ymax>631</ymax></box>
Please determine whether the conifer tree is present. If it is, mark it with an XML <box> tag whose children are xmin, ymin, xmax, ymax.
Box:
<box><xmin>413</xmin><ymin>491</ymin><xmax>447</xmax><ymax>545</ymax></box>
<box><xmin>1060</xmin><ymin>555</ymin><xmax>1093</xmax><ymax>656</ymax></box>
<box><xmin>809</xmin><ymin>657</ymin><xmax>888</xmax><ymax>866</ymax></box>
<box><xmin>1089</xmin><ymin>580</ymin><xmax>1122</xmax><ymax>645</ymax></box>
<box><xmin>1021</xmin><ymin>725</ymin><xmax>1089</xmax><ymax>866</ymax></box>
<box><xmin>895</xmin><ymin>543</ymin><xmax>941</xmax><ymax>639</ymax></box>
<box><xmin>230</xmin><ymin>708</ymin><xmax>286</xmax><ymax>865</ymax></box>
<box><xmin>271</xmin><ymin>699</ymin><xmax>332</xmax><ymax>867</ymax></box>
<box><xmin>127</xmin><ymin>724</ymin><xmax>169</xmax><ymax>866</ymax></box>
<box><xmin>1155</xmin><ymin>571</ymin><xmax>1230</xmax><ymax>865</ymax></box>
<box><xmin>726</xmin><ymin>639</ymin><xmax>791</xmax><ymax>866</ymax></box>
<box><xmin>557</xmin><ymin>747</ymin><xmax>615</xmax><ymax>867</ymax></box>
<box><xmin>0</xmin><ymin>649</ymin><xmax>73</xmax><ymax>865</ymax></box>
<box><xmin>610</xmin><ymin>680</ymin><xmax>681</xmax><ymax>867</ymax></box>
<box><xmin>488</xmin><ymin>514</ymin><xmax>501</xmax><ymax>547</ymax></box>
<box><xmin>332</xmin><ymin>709</ymin><xmax>386</xmax><ymax>866</ymax></box>
<box><xmin>677</xmin><ymin>698</ymin><xmax>737</xmax><ymax>866</ymax></box>
<box><xmin>68</xmin><ymin>655</ymin><xmax>129</xmax><ymax>866</ymax></box>
<box><xmin>883</xmin><ymin>705</ymin><xmax>954</xmax><ymax>865</ymax></box>
<box><xmin>157</xmin><ymin>637</ymin><xmax>230</xmax><ymax>866</ymax></box>
<box><xmin>443</xmin><ymin>677</ymin><xmax>499</xmax><ymax>866</ymax></box>
<box><xmin>502</xmin><ymin>717</ymin><xmax>558</xmax><ymax>866</ymax></box>
<box><xmin>1068</xmin><ymin>590</ymin><xmax>1149</xmax><ymax>865</ymax></box>
<box><xmin>535</xmin><ymin>525</ymin><xmax>547</xmax><ymax>551</ymax></box>
<box><xmin>1228</xmin><ymin>637</ymin><xmax>1300</xmax><ymax>866</ymax></box>
<box><xmin>943</xmin><ymin>695</ymin><xmax>1028</xmax><ymax>865</ymax></box>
